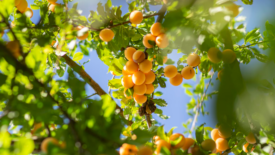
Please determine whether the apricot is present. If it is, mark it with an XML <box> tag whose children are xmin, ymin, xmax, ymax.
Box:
<box><xmin>47</xmin><ymin>0</ymin><xmax>57</xmax><ymax>4</ymax></box>
<box><xmin>41</xmin><ymin>137</ymin><xmax>59</xmax><ymax>152</ymax></box>
<box><xmin>169</xmin><ymin>73</ymin><xmax>183</xmax><ymax>86</ymax></box>
<box><xmin>138</xmin><ymin>146</ymin><xmax>153</xmax><ymax>155</ymax></box>
<box><xmin>31</xmin><ymin>123</ymin><xmax>42</xmax><ymax>134</ymax></box>
<box><xmin>169</xmin><ymin>133</ymin><xmax>185</xmax><ymax>149</ymax></box>
<box><xmin>122</xmin><ymin>66</ymin><xmax>133</xmax><ymax>75</ymax></box>
<box><xmin>121</xmin><ymin>75</ymin><xmax>134</xmax><ymax>88</ymax></box>
<box><xmin>133</xmin><ymin>51</ymin><xmax>146</xmax><ymax>63</ymax></box>
<box><xmin>49</xmin><ymin>3</ymin><xmax>61</xmax><ymax>12</ymax></box>
<box><xmin>226</xmin><ymin>3</ymin><xmax>239</xmax><ymax>17</ymax></box>
<box><xmin>208</xmin><ymin>47</ymin><xmax>222</xmax><ymax>63</ymax></box>
<box><xmin>156</xmin><ymin>34</ymin><xmax>169</xmax><ymax>49</ymax></box>
<box><xmin>6</xmin><ymin>41</ymin><xmax>20</xmax><ymax>58</ymax></box>
<box><xmin>134</xmin><ymin>94</ymin><xmax>147</xmax><ymax>104</ymax></box>
<box><xmin>120</xmin><ymin>143</ymin><xmax>138</xmax><ymax>155</ymax></box>
<box><xmin>75</xmin><ymin>26</ymin><xmax>89</xmax><ymax>40</ymax></box>
<box><xmin>143</xmin><ymin>34</ymin><xmax>156</xmax><ymax>48</ymax></box>
<box><xmin>218</xmin><ymin>125</ymin><xmax>231</xmax><ymax>138</ymax></box>
<box><xmin>222</xmin><ymin>49</ymin><xmax>236</xmax><ymax>63</ymax></box>
<box><xmin>164</xmin><ymin>65</ymin><xmax>178</xmax><ymax>78</ymax></box>
<box><xmin>163</xmin><ymin>56</ymin><xmax>168</xmax><ymax>64</ymax></box>
<box><xmin>124</xmin><ymin>47</ymin><xmax>136</xmax><ymax>61</ymax></box>
<box><xmin>211</xmin><ymin>129</ymin><xmax>222</xmax><ymax>141</ymax></box>
<box><xmin>15</xmin><ymin>0</ymin><xmax>21</xmax><ymax>6</ymax></box>
<box><xmin>144</xmin><ymin>71</ymin><xmax>155</xmax><ymax>84</ymax></box>
<box><xmin>145</xmin><ymin>84</ymin><xmax>154</xmax><ymax>94</ymax></box>
<box><xmin>99</xmin><ymin>28</ymin><xmax>114</xmax><ymax>42</ymax></box>
<box><xmin>201</xmin><ymin>139</ymin><xmax>216</xmax><ymax>152</ymax></box>
<box><xmin>182</xmin><ymin>138</ymin><xmax>195</xmax><ymax>151</ymax></box>
<box><xmin>129</xmin><ymin>10</ymin><xmax>143</xmax><ymax>24</ymax></box>
<box><xmin>1</xmin><ymin>31</ymin><xmax>4</xmax><ymax>37</ymax></box>
<box><xmin>153</xmin><ymin>136</ymin><xmax>161</xmax><ymax>144</ymax></box>
<box><xmin>134</xmin><ymin>83</ymin><xmax>147</xmax><ymax>95</ymax></box>
<box><xmin>188</xmin><ymin>145</ymin><xmax>202</xmax><ymax>155</ymax></box>
<box><xmin>150</xmin><ymin>22</ymin><xmax>163</xmax><ymax>36</ymax></box>
<box><xmin>17</xmin><ymin>0</ymin><xmax>28</xmax><ymax>13</ymax></box>
<box><xmin>181</xmin><ymin>66</ymin><xmax>195</xmax><ymax>80</ymax></box>
<box><xmin>125</xmin><ymin>61</ymin><xmax>139</xmax><ymax>73</ymax></box>
<box><xmin>139</xmin><ymin>59</ymin><xmax>152</xmax><ymax>73</ymax></box>
<box><xmin>124</xmin><ymin>89</ymin><xmax>132</xmax><ymax>99</ymax></box>
<box><xmin>215</xmin><ymin>138</ymin><xmax>229</xmax><ymax>151</ymax></box>
<box><xmin>187</xmin><ymin>53</ymin><xmax>200</xmax><ymax>67</ymax></box>
<box><xmin>217</xmin><ymin>70</ymin><xmax>224</xmax><ymax>81</ymax></box>
<box><xmin>51</xmin><ymin>40</ymin><xmax>56</xmax><ymax>46</ymax></box>
<box><xmin>25</xmin><ymin>8</ymin><xmax>33</xmax><ymax>18</ymax></box>
<box><xmin>243</xmin><ymin>143</ymin><xmax>254</xmax><ymax>153</ymax></box>
<box><xmin>245</xmin><ymin>132</ymin><xmax>256</xmax><ymax>144</ymax></box>
<box><xmin>132</xmin><ymin>71</ymin><xmax>146</xmax><ymax>85</ymax></box>
<box><xmin>155</xmin><ymin>140</ymin><xmax>171</xmax><ymax>154</ymax></box>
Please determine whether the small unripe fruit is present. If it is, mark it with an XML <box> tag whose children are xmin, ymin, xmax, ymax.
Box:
<box><xmin>243</xmin><ymin>143</ymin><xmax>254</xmax><ymax>153</ymax></box>
<box><xmin>181</xmin><ymin>66</ymin><xmax>195</xmax><ymax>80</ymax></box>
<box><xmin>99</xmin><ymin>28</ymin><xmax>114</xmax><ymax>42</ymax></box>
<box><xmin>150</xmin><ymin>22</ymin><xmax>163</xmax><ymax>36</ymax></box>
<box><xmin>133</xmin><ymin>51</ymin><xmax>146</xmax><ymax>63</ymax></box>
<box><xmin>47</xmin><ymin>0</ymin><xmax>57</xmax><ymax>4</ymax></box>
<box><xmin>121</xmin><ymin>75</ymin><xmax>134</xmax><ymax>88</ymax></box>
<box><xmin>222</xmin><ymin>49</ymin><xmax>236</xmax><ymax>63</ymax></box>
<box><xmin>132</xmin><ymin>71</ymin><xmax>146</xmax><ymax>85</ymax></box>
<box><xmin>169</xmin><ymin>133</ymin><xmax>185</xmax><ymax>149</ymax></box>
<box><xmin>145</xmin><ymin>84</ymin><xmax>154</xmax><ymax>94</ymax></box>
<box><xmin>139</xmin><ymin>59</ymin><xmax>152</xmax><ymax>73</ymax></box>
<box><xmin>156</xmin><ymin>34</ymin><xmax>169</xmax><ymax>49</ymax></box>
<box><xmin>144</xmin><ymin>71</ymin><xmax>155</xmax><ymax>84</ymax></box>
<box><xmin>125</xmin><ymin>61</ymin><xmax>138</xmax><ymax>73</ymax></box>
<box><xmin>17</xmin><ymin>0</ymin><xmax>28</xmax><ymax>13</ymax></box>
<box><xmin>164</xmin><ymin>65</ymin><xmax>178</xmax><ymax>78</ymax></box>
<box><xmin>75</xmin><ymin>26</ymin><xmax>89</xmax><ymax>40</ymax></box>
<box><xmin>122</xmin><ymin>66</ymin><xmax>133</xmax><ymax>75</ymax></box>
<box><xmin>208</xmin><ymin>47</ymin><xmax>222</xmax><ymax>63</ymax></box>
<box><xmin>201</xmin><ymin>139</ymin><xmax>216</xmax><ymax>152</ymax></box>
<box><xmin>226</xmin><ymin>3</ymin><xmax>239</xmax><ymax>17</ymax></box>
<box><xmin>124</xmin><ymin>47</ymin><xmax>136</xmax><ymax>61</ymax></box>
<box><xmin>134</xmin><ymin>83</ymin><xmax>147</xmax><ymax>95</ymax></box>
<box><xmin>143</xmin><ymin>34</ymin><xmax>156</xmax><ymax>48</ymax></box>
<box><xmin>187</xmin><ymin>53</ymin><xmax>200</xmax><ymax>67</ymax></box>
<box><xmin>215</xmin><ymin>138</ymin><xmax>229</xmax><ymax>151</ymax></box>
<box><xmin>155</xmin><ymin>140</ymin><xmax>171</xmax><ymax>154</ymax></box>
<box><xmin>134</xmin><ymin>94</ymin><xmax>147</xmax><ymax>104</ymax></box>
<box><xmin>211</xmin><ymin>129</ymin><xmax>222</xmax><ymax>141</ymax></box>
<box><xmin>169</xmin><ymin>73</ymin><xmax>183</xmax><ymax>86</ymax></box>
<box><xmin>138</xmin><ymin>146</ymin><xmax>153</xmax><ymax>155</ymax></box>
<box><xmin>129</xmin><ymin>10</ymin><xmax>143</xmax><ymax>24</ymax></box>
<box><xmin>182</xmin><ymin>138</ymin><xmax>195</xmax><ymax>151</ymax></box>
<box><xmin>245</xmin><ymin>132</ymin><xmax>256</xmax><ymax>144</ymax></box>
<box><xmin>41</xmin><ymin>137</ymin><xmax>59</xmax><ymax>152</ymax></box>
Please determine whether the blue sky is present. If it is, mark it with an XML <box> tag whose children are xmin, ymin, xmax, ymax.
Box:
<box><xmin>20</xmin><ymin>0</ymin><xmax>275</xmax><ymax>136</ymax></box>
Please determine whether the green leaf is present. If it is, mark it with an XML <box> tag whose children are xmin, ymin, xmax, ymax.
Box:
<box><xmin>157</xmin><ymin>126</ymin><xmax>168</xmax><ymax>141</ymax></box>
<box><xmin>30</xmin><ymin>4</ymin><xmax>39</xmax><ymax>10</ymax></box>
<box><xmin>108</xmin><ymin>79</ymin><xmax>122</xmax><ymax>89</ymax></box>
<box><xmin>152</xmin><ymin>99</ymin><xmax>168</xmax><ymax>107</ymax></box>
<box><xmin>170</xmin><ymin>135</ymin><xmax>183</xmax><ymax>146</ymax></box>
<box><xmin>154</xmin><ymin>91</ymin><xmax>163</xmax><ymax>97</ymax></box>
<box><xmin>80</xmin><ymin>45</ymin><xmax>89</xmax><ymax>55</ymax></box>
<box><xmin>167</xmin><ymin>127</ymin><xmax>177</xmax><ymax>137</ymax></box>
<box><xmin>72</xmin><ymin>2</ymin><xmax>78</xmax><ymax>9</ymax></box>
<box><xmin>0</xmin><ymin>73</ymin><xmax>7</xmax><ymax>87</ymax></box>
<box><xmin>56</xmin><ymin>68</ymin><xmax>65</xmax><ymax>77</ymax></box>
<box><xmin>245</xmin><ymin>28</ymin><xmax>260</xmax><ymax>44</ymax></box>
<box><xmin>73</xmin><ymin>52</ymin><xmax>84</xmax><ymax>61</ymax></box>
<box><xmin>106</xmin><ymin>0</ymin><xmax>112</xmax><ymax>7</ymax></box>
<box><xmin>101</xmin><ymin>94</ymin><xmax>116</xmax><ymax>118</ymax></box>
<box><xmin>165</xmin><ymin>59</ymin><xmax>174</xmax><ymax>65</ymax></box>
<box><xmin>159</xmin><ymin>147</ymin><xmax>171</xmax><ymax>155</ymax></box>
<box><xmin>158</xmin><ymin>78</ymin><xmax>166</xmax><ymax>88</ymax></box>
<box><xmin>195</xmin><ymin>124</ymin><xmax>204</xmax><ymax>144</ymax></box>
<box><xmin>132</xmin><ymin>128</ymin><xmax>153</xmax><ymax>144</ymax></box>
<box><xmin>241</xmin><ymin>0</ymin><xmax>253</xmax><ymax>5</ymax></box>
<box><xmin>185</xmin><ymin>89</ymin><xmax>193</xmax><ymax>96</ymax></box>
<box><xmin>14</xmin><ymin>137</ymin><xmax>35</xmax><ymax>155</ymax></box>
<box><xmin>125</xmin><ymin>88</ymin><xmax>133</xmax><ymax>97</ymax></box>
<box><xmin>183</xmin><ymin>83</ymin><xmax>192</xmax><ymax>88</ymax></box>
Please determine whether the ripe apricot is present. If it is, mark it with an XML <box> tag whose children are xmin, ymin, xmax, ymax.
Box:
<box><xmin>188</xmin><ymin>145</ymin><xmax>202</xmax><ymax>155</ymax></box>
<box><xmin>155</xmin><ymin>140</ymin><xmax>171</xmax><ymax>154</ymax></box>
<box><xmin>49</xmin><ymin>3</ymin><xmax>61</xmax><ymax>12</ymax></box>
<box><xmin>187</xmin><ymin>53</ymin><xmax>200</xmax><ymax>67</ymax></box>
<box><xmin>226</xmin><ymin>3</ymin><xmax>239</xmax><ymax>17</ymax></box>
<box><xmin>145</xmin><ymin>84</ymin><xmax>154</xmax><ymax>94</ymax></box>
<box><xmin>17</xmin><ymin>0</ymin><xmax>28</xmax><ymax>13</ymax></box>
<box><xmin>156</xmin><ymin>34</ymin><xmax>169</xmax><ymax>49</ymax></box>
<box><xmin>138</xmin><ymin>146</ymin><xmax>153</xmax><ymax>155</ymax></box>
<box><xmin>134</xmin><ymin>94</ymin><xmax>147</xmax><ymax>104</ymax></box>
<box><xmin>243</xmin><ymin>143</ymin><xmax>254</xmax><ymax>153</ymax></box>
<box><xmin>121</xmin><ymin>75</ymin><xmax>134</xmax><ymax>88</ymax></box>
<box><xmin>129</xmin><ymin>10</ymin><xmax>143</xmax><ymax>24</ymax></box>
<box><xmin>143</xmin><ymin>34</ymin><xmax>156</xmax><ymax>48</ymax></box>
<box><xmin>132</xmin><ymin>71</ymin><xmax>146</xmax><ymax>85</ymax></box>
<box><xmin>133</xmin><ymin>51</ymin><xmax>146</xmax><ymax>63</ymax></box>
<box><xmin>215</xmin><ymin>138</ymin><xmax>229</xmax><ymax>151</ymax></box>
<box><xmin>31</xmin><ymin>123</ymin><xmax>42</xmax><ymax>134</ymax></box>
<box><xmin>134</xmin><ymin>83</ymin><xmax>147</xmax><ymax>95</ymax></box>
<box><xmin>150</xmin><ymin>22</ymin><xmax>163</xmax><ymax>36</ymax></box>
<box><xmin>139</xmin><ymin>59</ymin><xmax>152</xmax><ymax>73</ymax></box>
<box><xmin>153</xmin><ymin>136</ymin><xmax>161</xmax><ymax>144</ymax></box>
<box><xmin>218</xmin><ymin>125</ymin><xmax>231</xmax><ymax>138</ymax></box>
<box><xmin>182</xmin><ymin>138</ymin><xmax>195</xmax><ymax>151</ymax></box>
<box><xmin>169</xmin><ymin>73</ymin><xmax>183</xmax><ymax>86</ymax></box>
<box><xmin>222</xmin><ymin>49</ymin><xmax>236</xmax><ymax>63</ymax></box>
<box><xmin>120</xmin><ymin>143</ymin><xmax>138</xmax><ymax>155</ymax></box>
<box><xmin>124</xmin><ymin>47</ymin><xmax>136</xmax><ymax>61</ymax></box>
<box><xmin>163</xmin><ymin>56</ymin><xmax>168</xmax><ymax>64</ymax></box>
<box><xmin>208</xmin><ymin>47</ymin><xmax>222</xmax><ymax>63</ymax></box>
<box><xmin>15</xmin><ymin>0</ymin><xmax>21</xmax><ymax>6</ymax></box>
<box><xmin>245</xmin><ymin>132</ymin><xmax>256</xmax><ymax>144</ymax></box>
<box><xmin>41</xmin><ymin>137</ymin><xmax>59</xmax><ymax>152</ymax></box>
<box><xmin>125</xmin><ymin>61</ymin><xmax>139</xmax><ymax>73</ymax></box>
<box><xmin>164</xmin><ymin>65</ymin><xmax>178</xmax><ymax>78</ymax></box>
<box><xmin>124</xmin><ymin>89</ymin><xmax>132</xmax><ymax>99</ymax></box>
<box><xmin>6</xmin><ymin>41</ymin><xmax>20</xmax><ymax>58</ymax></box>
<box><xmin>201</xmin><ymin>139</ymin><xmax>216</xmax><ymax>152</ymax></box>
<box><xmin>144</xmin><ymin>71</ymin><xmax>155</xmax><ymax>84</ymax></box>
<box><xmin>169</xmin><ymin>133</ymin><xmax>185</xmax><ymax>149</ymax></box>
<box><xmin>47</xmin><ymin>0</ymin><xmax>57</xmax><ymax>4</ymax></box>
<box><xmin>181</xmin><ymin>66</ymin><xmax>195</xmax><ymax>80</ymax></box>
<box><xmin>211</xmin><ymin>129</ymin><xmax>222</xmax><ymax>141</ymax></box>
<box><xmin>25</xmin><ymin>8</ymin><xmax>33</xmax><ymax>18</ymax></box>
<box><xmin>75</xmin><ymin>26</ymin><xmax>89</xmax><ymax>40</ymax></box>
<box><xmin>122</xmin><ymin>66</ymin><xmax>133</xmax><ymax>75</ymax></box>
<box><xmin>217</xmin><ymin>70</ymin><xmax>224</xmax><ymax>81</ymax></box>
<box><xmin>99</xmin><ymin>28</ymin><xmax>114</xmax><ymax>42</ymax></box>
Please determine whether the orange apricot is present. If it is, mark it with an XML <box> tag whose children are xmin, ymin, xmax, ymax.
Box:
<box><xmin>49</xmin><ymin>3</ymin><xmax>61</xmax><ymax>12</ymax></box>
<box><xmin>6</xmin><ymin>41</ymin><xmax>20</xmax><ymax>58</ymax></box>
<box><xmin>134</xmin><ymin>94</ymin><xmax>147</xmax><ymax>104</ymax></box>
<box><xmin>120</xmin><ymin>143</ymin><xmax>138</xmax><ymax>155</ymax></box>
<box><xmin>124</xmin><ymin>89</ymin><xmax>132</xmax><ymax>99</ymax></box>
<box><xmin>121</xmin><ymin>75</ymin><xmax>134</xmax><ymax>88</ymax></box>
<box><xmin>169</xmin><ymin>73</ymin><xmax>183</xmax><ymax>86</ymax></box>
<box><xmin>143</xmin><ymin>34</ymin><xmax>156</xmax><ymax>48</ymax></box>
<box><xmin>155</xmin><ymin>140</ymin><xmax>171</xmax><ymax>154</ymax></box>
<box><xmin>163</xmin><ymin>56</ymin><xmax>168</xmax><ymax>64</ymax></box>
<box><xmin>169</xmin><ymin>133</ymin><xmax>185</xmax><ymax>149</ymax></box>
<box><xmin>124</xmin><ymin>47</ymin><xmax>136</xmax><ymax>61</ymax></box>
<box><xmin>132</xmin><ymin>51</ymin><xmax>146</xmax><ymax>63</ymax></box>
<box><xmin>75</xmin><ymin>26</ymin><xmax>89</xmax><ymax>40</ymax></box>
<box><xmin>15</xmin><ymin>0</ymin><xmax>21</xmax><ymax>6</ymax></box>
<box><xmin>122</xmin><ymin>66</ymin><xmax>133</xmax><ymax>75</ymax></box>
<box><xmin>99</xmin><ymin>28</ymin><xmax>114</xmax><ymax>42</ymax></box>
<box><xmin>208</xmin><ymin>47</ymin><xmax>222</xmax><ymax>63</ymax></box>
<box><xmin>17</xmin><ymin>0</ymin><xmax>28</xmax><ymax>13</ymax></box>
<box><xmin>138</xmin><ymin>146</ymin><xmax>153</xmax><ymax>155</ymax></box>
<box><xmin>25</xmin><ymin>8</ymin><xmax>33</xmax><ymax>18</ymax></box>
<box><xmin>129</xmin><ymin>10</ymin><xmax>143</xmax><ymax>24</ymax></box>
<box><xmin>187</xmin><ymin>53</ymin><xmax>200</xmax><ymax>67</ymax></box>
<box><xmin>153</xmin><ymin>136</ymin><xmax>161</xmax><ymax>144</ymax></box>
<box><xmin>150</xmin><ymin>22</ymin><xmax>163</xmax><ymax>36</ymax></box>
<box><xmin>188</xmin><ymin>145</ymin><xmax>202</xmax><ymax>155</ymax></box>
<box><xmin>41</xmin><ymin>137</ymin><xmax>59</xmax><ymax>152</ymax></box>
<box><xmin>125</xmin><ymin>61</ymin><xmax>139</xmax><ymax>73</ymax></box>
<box><xmin>226</xmin><ymin>3</ymin><xmax>239</xmax><ymax>17</ymax></box>
<box><xmin>145</xmin><ymin>84</ymin><xmax>154</xmax><ymax>94</ymax></box>
<box><xmin>218</xmin><ymin>125</ymin><xmax>231</xmax><ymax>139</ymax></box>
<box><xmin>51</xmin><ymin>40</ymin><xmax>56</xmax><ymax>46</ymax></box>
<box><xmin>222</xmin><ymin>49</ymin><xmax>236</xmax><ymax>63</ymax></box>
<box><xmin>132</xmin><ymin>71</ymin><xmax>146</xmax><ymax>85</ymax></box>
<box><xmin>144</xmin><ymin>71</ymin><xmax>155</xmax><ymax>84</ymax></box>
<box><xmin>245</xmin><ymin>132</ymin><xmax>256</xmax><ymax>144</ymax></box>
<box><xmin>156</xmin><ymin>34</ymin><xmax>169</xmax><ymax>49</ymax></box>
<box><xmin>47</xmin><ymin>0</ymin><xmax>57</xmax><ymax>4</ymax></box>
<box><xmin>181</xmin><ymin>66</ymin><xmax>195</xmax><ymax>80</ymax></box>
<box><xmin>201</xmin><ymin>139</ymin><xmax>216</xmax><ymax>152</ymax></box>
<box><xmin>164</xmin><ymin>65</ymin><xmax>178</xmax><ymax>78</ymax></box>
<box><xmin>243</xmin><ymin>143</ymin><xmax>254</xmax><ymax>153</ymax></box>
<box><xmin>139</xmin><ymin>59</ymin><xmax>152</xmax><ymax>73</ymax></box>
<box><xmin>182</xmin><ymin>138</ymin><xmax>195</xmax><ymax>151</ymax></box>
<box><xmin>215</xmin><ymin>138</ymin><xmax>229</xmax><ymax>151</ymax></box>
<box><xmin>134</xmin><ymin>83</ymin><xmax>147</xmax><ymax>95</ymax></box>
<box><xmin>217</xmin><ymin>69</ymin><xmax>224</xmax><ymax>81</ymax></box>
<box><xmin>211</xmin><ymin>129</ymin><xmax>222</xmax><ymax>141</ymax></box>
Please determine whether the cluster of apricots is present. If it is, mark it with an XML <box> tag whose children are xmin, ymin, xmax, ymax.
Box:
<box><xmin>119</xmin><ymin>143</ymin><xmax>153</xmax><ymax>155</ymax></box>
<box><xmin>121</xmin><ymin>47</ymin><xmax>155</xmax><ymax>104</ymax></box>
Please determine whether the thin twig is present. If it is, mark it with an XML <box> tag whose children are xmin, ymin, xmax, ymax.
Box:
<box><xmin>239</xmin><ymin>40</ymin><xmax>271</xmax><ymax>48</ymax></box>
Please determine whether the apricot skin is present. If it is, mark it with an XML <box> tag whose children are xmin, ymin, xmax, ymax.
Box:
<box><xmin>121</xmin><ymin>75</ymin><xmax>134</xmax><ymax>88</ymax></box>
<box><xmin>163</xmin><ymin>56</ymin><xmax>168</xmax><ymax>64</ymax></box>
<box><xmin>49</xmin><ymin>4</ymin><xmax>60</xmax><ymax>12</ymax></box>
<box><xmin>124</xmin><ymin>47</ymin><xmax>136</xmax><ymax>61</ymax></box>
<box><xmin>15</xmin><ymin>0</ymin><xmax>21</xmax><ymax>6</ymax></box>
<box><xmin>41</xmin><ymin>137</ymin><xmax>59</xmax><ymax>152</ymax></box>
<box><xmin>211</xmin><ymin>128</ymin><xmax>222</xmax><ymax>141</ymax></box>
<box><xmin>155</xmin><ymin>140</ymin><xmax>171</xmax><ymax>154</ymax></box>
<box><xmin>182</xmin><ymin>138</ymin><xmax>195</xmax><ymax>151</ymax></box>
<box><xmin>132</xmin><ymin>51</ymin><xmax>145</xmax><ymax>63</ymax></box>
<box><xmin>245</xmin><ymin>132</ymin><xmax>256</xmax><ymax>144</ymax></box>
<box><xmin>25</xmin><ymin>8</ymin><xmax>33</xmax><ymax>18</ymax></box>
<box><xmin>122</xmin><ymin>66</ymin><xmax>133</xmax><ymax>75</ymax></box>
<box><xmin>153</xmin><ymin>136</ymin><xmax>161</xmax><ymax>144</ymax></box>
<box><xmin>243</xmin><ymin>143</ymin><xmax>254</xmax><ymax>153</ymax></box>
<box><xmin>201</xmin><ymin>139</ymin><xmax>216</xmax><ymax>152</ymax></box>
<box><xmin>208</xmin><ymin>47</ymin><xmax>222</xmax><ymax>63</ymax></box>
<box><xmin>222</xmin><ymin>49</ymin><xmax>236</xmax><ymax>63</ymax></box>
<box><xmin>17</xmin><ymin>0</ymin><xmax>28</xmax><ymax>13</ymax></box>
<box><xmin>181</xmin><ymin>66</ymin><xmax>195</xmax><ymax>80</ymax></box>
<box><xmin>169</xmin><ymin>133</ymin><xmax>185</xmax><ymax>149</ymax></box>
<box><xmin>134</xmin><ymin>83</ymin><xmax>147</xmax><ymax>95</ymax></box>
<box><xmin>164</xmin><ymin>65</ymin><xmax>178</xmax><ymax>78</ymax></box>
<box><xmin>145</xmin><ymin>84</ymin><xmax>154</xmax><ymax>94</ymax></box>
<box><xmin>150</xmin><ymin>22</ymin><xmax>163</xmax><ymax>36</ymax></box>
<box><xmin>139</xmin><ymin>60</ymin><xmax>152</xmax><ymax>73</ymax></box>
<box><xmin>156</xmin><ymin>34</ymin><xmax>169</xmax><ymax>49</ymax></box>
<box><xmin>125</xmin><ymin>61</ymin><xmax>139</xmax><ymax>73</ymax></box>
<box><xmin>132</xmin><ymin>71</ymin><xmax>146</xmax><ymax>85</ymax></box>
<box><xmin>143</xmin><ymin>34</ymin><xmax>156</xmax><ymax>48</ymax></box>
<box><xmin>99</xmin><ymin>28</ymin><xmax>114</xmax><ymax>42</ymax></box>
<box><xmin>144</xmin><ymin>71</ymin><xmax>155</xmax><ymax>84</ymax></box>
<box><xmin>138</xmin><ymin>146</ymin><xmax>153</xmax><ymax>155</ymax></box>
<box><xmin>215</xmin><ymin>138</ymin><xmax>229</xmax><ymax>151</ymax></box>
<box><xmin>120</xmin><ymin>143</ymin><xmax>138</xmax><ymax>155</ymax></box>
<box><xmin>47</xmin><ymin>0</ymin><xmax>57</xmax><ymax>4</ymax></box>
<box><xmin>129</xmin><ymin>10</ymin><xmax>143</xmax><ymax>24</ymax></box>
<box><xmin>169</xmin><ymin>73</ymin><xmax>183</xmax><ymax>86</ymax></box>
<box><xmin>134</xmin><ymin>94</ymin><xmax>147</xmax><ymax>104</ymax></box>
<box><xmin>75</xmin><ymin>26</ymin><xmax>89</xmax><ymax>40</ymax></box>
<box><xmin>187</xmin><ymin>53</ymin><xmax>200</xmax><ymax>67</ymax></box>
